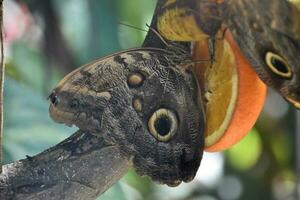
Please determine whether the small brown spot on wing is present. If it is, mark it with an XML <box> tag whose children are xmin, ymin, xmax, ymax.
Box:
<box><xmin>97</xmin><ymin>91</ymin><xmax>112</xmax><ymax>101</ymax></box>
<box><xmin>133</xmin><ymin>98</ymin><xmax>143</xmax><ymax>112</ymax></box>
<box><xmin>127</xmin><ymin>72</ymin><xmax>145</xmax><ymax>87</ymax></box>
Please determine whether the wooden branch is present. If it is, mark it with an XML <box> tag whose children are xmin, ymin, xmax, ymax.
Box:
<box><xmin>0</xmin><ymin>130</ymin><xmax>132</xmax><ymax>200</ymax></box>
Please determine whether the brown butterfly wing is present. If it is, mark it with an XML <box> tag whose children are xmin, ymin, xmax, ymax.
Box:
<box><xmin>49</xmin><ymin>48</ymin><xmax>205</xmax><ymax>186</ymax></box>
<box><xmin>226</xmin><ymin>0</ymin><xmax>300</xmax><ymax>108</ymax></box>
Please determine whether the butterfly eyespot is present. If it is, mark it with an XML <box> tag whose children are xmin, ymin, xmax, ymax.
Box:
<box><xmin>148</xmin><ymin>108</ymin><xmax>178</xmax><ymax>142</ymax></box>
<box><xmin>127</xmin><ymin>72</ymin><xmax>145</xmax><ymax>88</ymax></box>
<box><xmin>265</xmin><ymin>52</ymin><xmax>293</xmax><ymax>79</ymax></box>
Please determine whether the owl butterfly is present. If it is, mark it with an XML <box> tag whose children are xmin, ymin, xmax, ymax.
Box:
<box><xmin>157</xmin><ymin>0</ymin><xmax>300</xmax><ymax>109</ymax></box>
<box><xmin>226</xmin><ymin>0</ymin><xmax>300</xmax><ymax>108</ymax></box>
<box><xmin>49</xmin><ymin>46</ymin><xmax>205</xmax><ymax>186</ymax></box>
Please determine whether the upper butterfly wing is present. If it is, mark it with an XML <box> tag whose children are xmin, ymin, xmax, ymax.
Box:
<box><xmin>156</xmin><ymin>0</ymin><xmax>225</xmax><ymax>41</ymax></box>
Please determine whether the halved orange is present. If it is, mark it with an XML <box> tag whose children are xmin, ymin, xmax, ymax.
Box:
<box><xmin>192</xmin><ymin>31</ymin><xmax>267</xmax><ymax>152</ymax></box>
<box><xmin>157</xmin><ymin>6</ymin><xmax>267</xmax><ymax>151</ymax></box>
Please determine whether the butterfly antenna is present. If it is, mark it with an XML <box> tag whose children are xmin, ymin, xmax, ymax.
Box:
<box><xmin>118</xmin><ymin>22</ymin><xmax>148</xmax><ymax>32</ymax></box>
<box><xmin>118</xmin><ymin>22</ymin><xmax>169</xmax><ymax>46</ymax></box>
<box><xmin>145</xmin><ymin>23</ymin><xmax>169</xmax><ymax>47</ymax></box>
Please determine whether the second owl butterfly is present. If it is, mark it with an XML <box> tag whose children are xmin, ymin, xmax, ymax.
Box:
<box><xmin>156</xmin><ymin>0</ymin><xmax>300</xmax><ymax>109</ymax></box>
<box><xmin>49</xmin><ymin>47</ymin><xmax>205</xmax><ymax>186</ymax></box>
<box><xmin>226</xmin><ymin>0</ymin><xmax>300</xmax><ymax>109</ymax></box>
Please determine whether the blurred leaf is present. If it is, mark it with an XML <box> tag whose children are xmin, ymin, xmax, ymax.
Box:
<box><xmin>9</xmin><ymin>38</ymin><xmax>64</xmax><ymax>94</ymax></box>
<box><xmin>117</xmin><ymin>0</ymin><xmax>156</xmax><ymax>49</ymax></box>
<box><xmin>270</xmin><ymin>132</ymin><xmax>292</xmax><ymax>166</ymax></box>
<box><xmin>3</xmin><ymin>77</ymin><xmax>75</xmax><ymax>163</ymax></box>
<box><xmin>97</xmin><ymin>183</ymin><xmax>127</xmax><ymax>200</ymax></box>
<box><xmin>10</xmin><ymin>41</ymin><xmax>46</xmax><ymax>92</ymax></box>
<box><xmin>226</xmin><ymin>129</ymin><xmax>262</xmax><ymax>171</ymax></box>
<box><xmin>5</xmin><ymin>62</ymin><xmax>23</xmax><ymax>81</ymax></box>
<box><xmin>53</xmin><ymin>0</ymin><xmax>91</xmax><ymax>64</ymax></box>
<box><xmin>87</xmin><ymin>0</ymin><xmax>121</xmax><ymax>60</ymax></box>
<box><xmin>97</xmin><ymin>182</ymin><xmax>142</xmax><ymax>200</ymax></box>
<box><xmin>123</xmin><ymin>169</ymin><xmax>153</xmax><ymax>196</ymax></box>
<box><xmin>56</xmin><ymin>0</ymin><xmax>122</xmax><ymax>63</ymax></box>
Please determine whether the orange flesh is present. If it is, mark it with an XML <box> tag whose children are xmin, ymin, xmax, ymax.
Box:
<box><xmin>204</xmin><ymin>31</ymin><xmax>267</xmax><ymax>151</ymax></box>
<box><xmin>193</xmin><ymin>35</ymin><xmax>239</xmax><ymax>147</ymax></box>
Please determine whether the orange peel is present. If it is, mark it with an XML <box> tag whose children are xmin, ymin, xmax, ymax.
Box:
<box><xmin>193</xmin><ymin>31</ymin><xmax>267</xmax><ymax>152</ymax></box>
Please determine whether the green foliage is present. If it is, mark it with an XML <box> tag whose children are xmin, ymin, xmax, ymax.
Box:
<box><xmin>97</xmin><ymin>182</ymin><xmax>141</xmax><ymax>200</ymax></box>
<box><xmin>117</xmin><ymin>0</ymin><xmax>156</xmax><ymax>49</ymax></box>
<box><xmin>226</xmin><ymin>129</ymin><xmax>262</xmax><ymax>171</ymax></box>
<box><xmin>269</xmin><ymin>131</ymin><xmax>292</xmax><ymax>167</ymax></box>
<box><xmin>3</xmin><ymin>78</ymin><xmax>75</xmax><ymax>163</ymax></box>
<box><xmin>10</xmin><ymin>42</ymin><xmax>46</xmax><ymax>92</ymax></box>
<box><xmin>123</xmin><ymin>169</ymin><xmax>153</xmax><ymax>196</ymax></box>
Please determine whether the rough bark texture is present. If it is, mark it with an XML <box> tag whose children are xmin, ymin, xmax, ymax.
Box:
<box><xmin>0</xmin><ymin>130</ymin><xmax>132</xmax><ymax>200</ymax></box>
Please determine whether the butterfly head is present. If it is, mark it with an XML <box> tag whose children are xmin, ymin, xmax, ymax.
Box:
<box><xmin>49</xmin><ymin>49</ymin><xmax>205</xmax><ymax>186</ymax></box>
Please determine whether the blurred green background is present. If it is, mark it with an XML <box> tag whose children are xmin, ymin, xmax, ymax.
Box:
<box><xmin>3</xmin><ymin>0</ymin><xmax>300</xmax><ymax>199</ymax></box>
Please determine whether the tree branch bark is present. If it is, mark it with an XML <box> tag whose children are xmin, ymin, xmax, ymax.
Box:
<box><xmin>0</xmin><ymin>130</ymin><xmax>132</xmax><ymax>200</ymax></box>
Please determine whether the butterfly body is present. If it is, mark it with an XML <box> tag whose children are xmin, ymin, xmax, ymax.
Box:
<box><xmin>49</xmin><ymin>47</ymin><xmax>205</xmax><ymax>186</ymax></box>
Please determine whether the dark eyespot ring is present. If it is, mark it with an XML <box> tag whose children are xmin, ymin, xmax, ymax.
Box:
<box><xmin>148</xmin><ymin>108</ymin><xmax>178</xmax><ymax>142</ymax></box>
<box><xmin>265</xmin><ymin>52</ymin><xmax>292</xmax><ymax>79</ymax></box>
